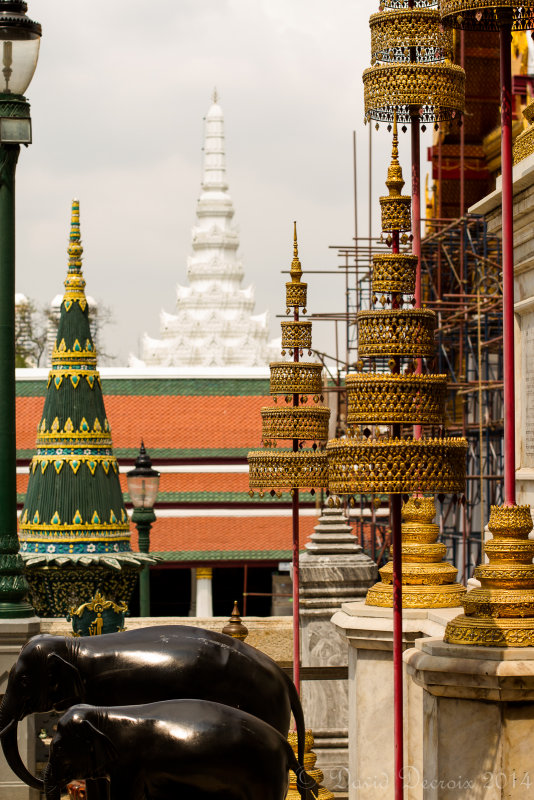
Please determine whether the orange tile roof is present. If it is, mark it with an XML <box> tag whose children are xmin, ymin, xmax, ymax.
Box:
<box><xmin>106</xmin><ymin>395</ymin><xmax>268</xmax><ymax>451</ymax></box>
<box><xmin>130</xmin><ymin>514</ymin><xmax>317</xmax><ymax>556</ymax></box>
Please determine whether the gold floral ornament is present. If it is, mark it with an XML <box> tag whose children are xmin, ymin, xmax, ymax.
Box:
<box><xmin>269</xmin><ymin>362</ymin><xmax>324</xmax><ymax>396</ymax></box>
<box><xmin>327</xmin><ymin>437</ymin><xmax>467</xmax><ymax>495</ymax></box>
<box><xmin>372</xmin><ymin>253</ymin><xmax>417</xmax><ymax>294</ymax></box>
<box><xmin>248</xmin><ymin>224</ymin><xmax>330</xmax><ymax>496</ymax></box>
<box><xmin>346</xmin><ymin>374</ymin><xmax>447</xmax><ymax>425</ymax></box>
<box><xmin>363</xmin><ymin>0</ymin><xmax>465</xmax><ymax>125</ymax></box>
<box><xmin>357</xmin><ymin>309</ymin><xmax>436</xmax><ymax>359</ymax></box>
<box><xmin>366</xmin><ymin>497</ymin><xmax>466</xmax><ymax>608</ymax></box>
<box><xmin>261</xmin><ymin>407</ymin><xmax>330</xmax><ymax>444</ymax></box>
<box><xmin>445</xmin><ymin>505</ymin><xmax>534</xmax><ymax>646</ymax></box>
<box><xmin>286</xmin><ymin>730</ymin><xmax>334</xmax><ymax>800</ymax></box>
<box><xmin>248</xmin><ymin>451</ymin><xmax>329</xmax><ymax>491</ymax></box>
<box><xmin>370</xmin><ymin>9</ymin><xmax>453</xmax><ymax>63</ymax></box>
<box><xmin>440</xmin><ymin>1</ymin><xmax>534</xmax><ymax>31</ymax></box>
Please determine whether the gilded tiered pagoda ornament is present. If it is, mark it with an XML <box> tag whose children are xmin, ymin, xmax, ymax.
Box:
<box><xmin>248</xmin><ymin>229</ymin><xmax>330</xmax><ymax>496</ymax></box>
<box><xmin>19</xmin><ymin>201</ymin><xmax>153</xmax><ymax>616</ymax></box>
<box><xmin>327</xmin><ymin>124</ymin><xmax>467</xmax><ymax>608</ymax></box>
<box><xmin>363</xmin><ymin>0</ymin><xmax>465</xmax><ymax>127</ymax></box>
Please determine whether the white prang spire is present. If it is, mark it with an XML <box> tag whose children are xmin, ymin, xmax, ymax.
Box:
<box><xmin>133</xmin><ymin>91</ymin><xmax>278</xmax><ymax>369</ymax></box>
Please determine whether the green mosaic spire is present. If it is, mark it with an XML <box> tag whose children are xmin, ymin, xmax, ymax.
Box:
<box><xmin>19</xmin><ymin>200</ymin><xmax>153</xmax><ymax>616</ymax></box>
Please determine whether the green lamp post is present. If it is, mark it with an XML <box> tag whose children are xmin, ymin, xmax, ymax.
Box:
<box><xmin>0</xmin><ymin>0</ymin><xmax>41</xmax><ymax>618</ymax></box>
<box><xmin>126</xmin><ymin>443</ymin><xmax>160</xmax><ymax>617</ymax></box>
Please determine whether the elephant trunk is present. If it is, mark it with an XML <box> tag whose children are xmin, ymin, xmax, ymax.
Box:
<box><xmin>43</xmin><ymin>760</ymin><xmax>61</xmax><ymax>800</ymax></box>
<box><xmin>0</xmin><ymin>718</ymin><xmax>44</xmax><ymax>791</ymax></box>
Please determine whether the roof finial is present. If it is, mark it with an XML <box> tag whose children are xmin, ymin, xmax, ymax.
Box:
<box><xmin>290</xmin><ymin>220</ymin><xmax>303</xmax><ymax>283</ymax></box>
<box><xmin>385</xmin><ymin>112</ymin><xmax>405</xmax><ymax>198</ymax></box>
<box><xmin>212</xmin><ymin>86</ymin><xmax>218</xmax><ymax>104</ymax></box>
<box><xmin>68</xmin><ymin>199</ymin><xmax>83</xmax><ymax>271</ymax></box>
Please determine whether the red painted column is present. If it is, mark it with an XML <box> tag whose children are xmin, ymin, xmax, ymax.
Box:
<box><xmin>500</xmin><ymin>23</ymin><xmax>516</xmax><ymax>506</ymax></box>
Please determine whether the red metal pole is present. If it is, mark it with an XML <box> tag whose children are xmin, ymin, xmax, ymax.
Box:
<box><xmin>391</xmin><ymin>493</ymin><xmax>403</xmax><ymax>799</ymax></box>
<box><xmin>292</xmin><ymin>244</ymin><xmax>301</xmax><ymax>693</ymax></box>
<box><xmin>500</xmin><ymin>23</ymin><xmax>516</xmax><ymax>506</ymax></box>
<box><xmin>292</xmin><ymin>486</ymin><xmax>300</xmax><ymax>694</ymax></box>
<box><xmin>391</xmin><ymin>228</ymin><xmax>404</xmax><ymax>799</ymax></box>
<box><xmin>411</xmin><ymin>120</ymin><xmax>421</xmax><ymax>310</ymax></box>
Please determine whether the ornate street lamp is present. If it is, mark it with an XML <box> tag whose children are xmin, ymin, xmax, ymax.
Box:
<box><xmin>0</xmin><ymin>0</ymin><xmax>41</xmax><ymax>618</ymax></box>
<box><xmin>126</xmin><ymin>443</ymin><xmax>160</xmax><ymax>617</ymax></box>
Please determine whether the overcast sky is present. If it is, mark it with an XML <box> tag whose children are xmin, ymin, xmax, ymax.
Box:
<box><xmin>16</xmin><ymin>0</ymin><xmax>430</xmax><ymax>366</ymax></box>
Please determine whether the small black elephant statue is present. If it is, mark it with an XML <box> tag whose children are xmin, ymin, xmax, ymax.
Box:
<box><xmin>0</xmin><ymin>625</ymin><xmax>304</xmax><ymax>791</ymax></box>
<box><xmin>43</xmin><ymin>700</ymin><xmax>318</xmax><ymax>800</ymax></box>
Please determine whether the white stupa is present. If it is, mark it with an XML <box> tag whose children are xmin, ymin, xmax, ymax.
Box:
<box><xmin>132</xmin><ymin>91</ymin><xmax>278</xmax><ymax>368</ymax></box>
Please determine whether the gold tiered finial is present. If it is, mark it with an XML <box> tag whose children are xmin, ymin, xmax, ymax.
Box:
<box><xmin>445</xmin><ymin>505</ymin><xmax>534</xmax><ymax>646</ymax></box>
<box><xmin>286</xmin><ymin>730</ymin><xmax>333</xmax><ymax>800</ymax></box>
<box><xmin>67</xmin><ymin>199</ymin><xmax>83</xmax><ymax>271</ymax></box>
<box><xmin>385</xmin><ymin>114</ymin><xmax>405</xmax><ymax>198</ymax></box>
<box><xmin>367</xmin><ymin>497</ymin><xmax>465</xmax><ymax>608</ymax></box>
<box><xmin>63</xmin><ymin>199</ymin><xmax>88</xmax><ymax>315</ymax></box>
<box><xmin>380</xmin><ymin>120</ymin><xmax>412</xmax><ymax>233</ymax></box>
<box><xmin>326</xmin><ymin>128</ymin><xmax>467</xmax><ymax>606</ymax></box>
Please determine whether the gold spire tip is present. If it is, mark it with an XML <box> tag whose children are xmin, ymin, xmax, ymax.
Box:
<box><xmin>68</xmin><ymin>198</ymin><xmax>83</xmax><ymax>269</ymax></box>
<box><xmin>212</xmin><ymin>86</ymin><xmax>218</xmax><ymax>104</ymax></box>
<box><xmin>385</xmin><ymin>113</ymin><xmax>405</xmax><ymax>198</ymax></box>
<box><xmin>290</xmin><ymin>221</ymin><xmax>302</xmax><ymax>283</ymax></box>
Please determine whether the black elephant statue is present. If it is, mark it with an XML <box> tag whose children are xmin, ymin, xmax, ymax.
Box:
<box><xmin>43</xmin><ymin>700</ymin><xmax>318</xmax><ymax>800</ymax></box>
<box><xmin>0</xmin><ymin>625</ymin><xmax>304</xmax><ymax>791</ymax></box>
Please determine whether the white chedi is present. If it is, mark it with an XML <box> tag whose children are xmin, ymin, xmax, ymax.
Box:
<box><xmin>133</xmin><ymin>92</ymin><xmax>278</xmax><ymax>368</ymax></box>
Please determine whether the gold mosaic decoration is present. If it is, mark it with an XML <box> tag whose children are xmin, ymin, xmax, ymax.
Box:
<box><xmin>261</xmin><ymin>406</ymin><xmax>330</xmax><ymax>444</ymax></box>
<box><xmin>445</xmin><ymin>505</ymin><xmax>534</xmax><ymax>646</ymax></box>
<box><xmin>357</xmin><ymin>309</ymin><xmax>436</xmax><ymax>359</ymax></box>
<box><xmin>366</xmin><ymin>497</ymin><xmax>465</xmax><ymax>608</ymax></box>
<box><xmin>249</xmin><ymin>225</ymin><xmax>330</xmax><ymax>495</ymax></box>
<box><xmin>372</xmin><ymin>253</ymin><xmax>417</xmax><ymax>294</ymax></box>
<box><xmin>441</xmin><ymin>1</ymin><xmax>534</xmax><ymax>31</ymax></box>
<box><xmin>513</xmin><ymin>99</ymin><xmax>534</xmax><ymax>165</ymax></box>
<box><xmin>346</xmin><ymin>374</ymin><xmax>447</xmax><ymax>425</ymax></box>
<box><xmin>286</xmin><ymin>730</ymin><xmax>333</xmax><ymax>800</ymax></box>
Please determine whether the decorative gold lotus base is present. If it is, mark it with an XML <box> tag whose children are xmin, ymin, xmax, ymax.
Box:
<box><xmin>444</xmin><ymin>615</ymin><xmax>534</xmax><ymax>647</ymax></box>
<box><xmin>286</xmin><ymin>730</ymin><xmax>334</xmax><ymax>800</ymax></box>
<box><xmin>366</xmin><ymin>582</ymin><xmax>466</xmax><ymax>609</ymax></box>
<box><xmin>444</xmin><ymin>504</ymin><xmax>534</xmax><ymax>647</ymax></box>
<box><xmin>366</xmin><ymin>497</ymin><xmax>466</xmax><ymax>609</ymax></box>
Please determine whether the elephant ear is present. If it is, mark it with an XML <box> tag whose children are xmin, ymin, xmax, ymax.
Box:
<box><xmin>80</xmin><ymin>721</ymin><xmax>118</xmax><ymax>776</ymax></box>
<box><xmin>46</xmin><ymin>653</ymin><xmax>85</xmax><ymax>709</ymax></box>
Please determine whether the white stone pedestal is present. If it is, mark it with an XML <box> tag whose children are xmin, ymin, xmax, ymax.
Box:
<box><xmin>0</xmin><ymin>618</ymin><xmax>41</xmax><ymax>800</ymax></box>
<box><xmin>405</xmin><ymin>637</ymin><xmax>534</xmax><ymax>800</ymax></box>
<box><xmin>332</xmin><ymin>601</ymin><xmax>462</xmax><ymax>800</ymax></box>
